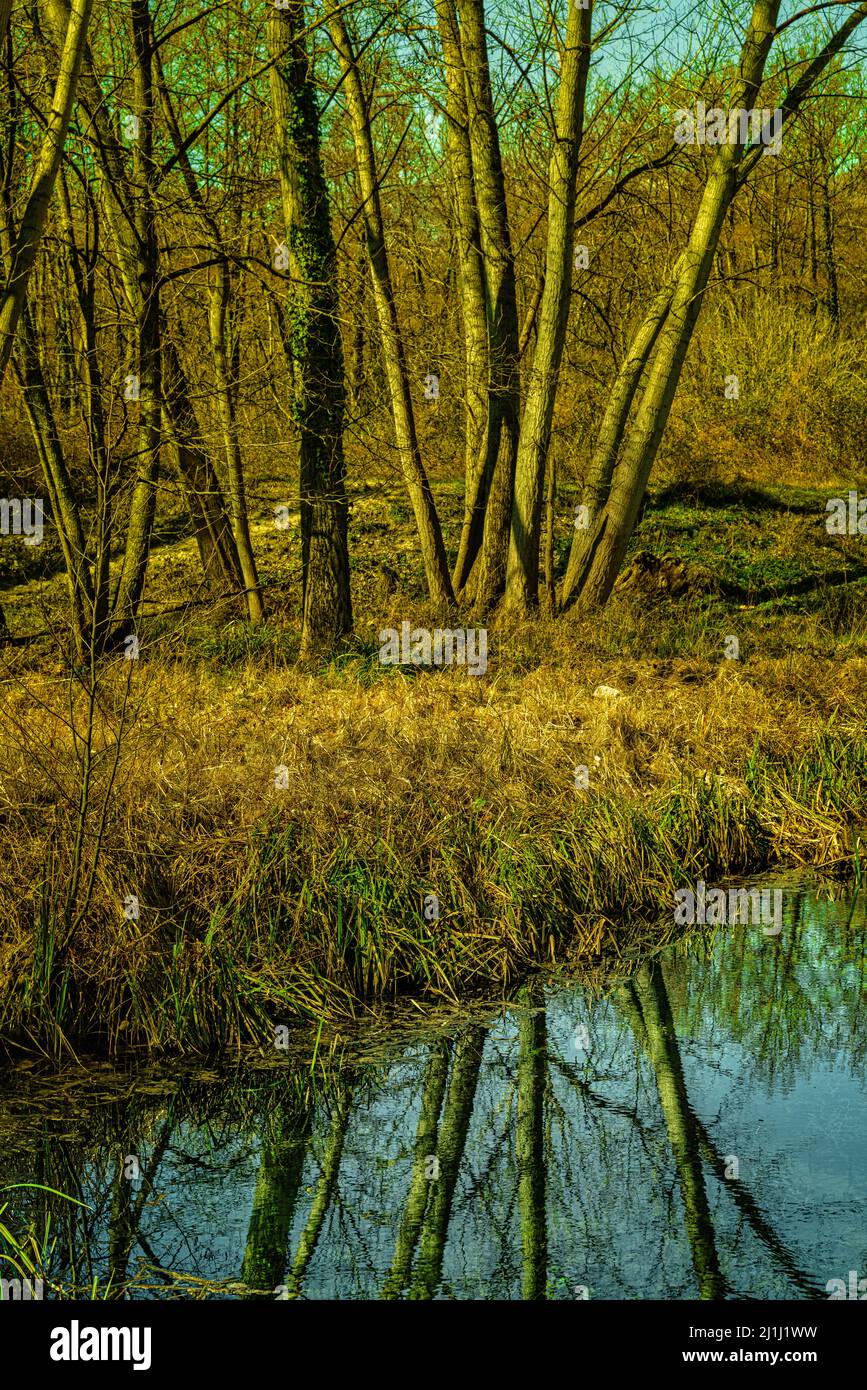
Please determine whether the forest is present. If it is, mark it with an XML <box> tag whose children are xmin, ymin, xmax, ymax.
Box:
<box><xmin>0</xmin><ymin>0</ymin><xmax>866</xmax><ymax>1053</ymax></box>
<box><xmin>2</xmin><ymin>0</ymin><xmax>867</xmax><ymax>1326</ymax></box>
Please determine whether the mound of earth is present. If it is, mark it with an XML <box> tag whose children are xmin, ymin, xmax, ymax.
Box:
<box><xmin>614</xmin><ymin>550</ymin><xmax>719</xmax><ymax>601</ymax></box>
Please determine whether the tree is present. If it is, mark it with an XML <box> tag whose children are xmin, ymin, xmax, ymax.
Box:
<box><xmin>269</xmin><ymin>0</ymin><xmax>353</xmax><ymax>654</ymax></box>
<box><xmin>454</xmin><ymin>0</ymin><xmax>521</xmax><ymax>609</ymax></box>
<box><xmin>504</xmin><ymin>0</ymin><xmax>593</xmax><ymax>612</ymax></box>
<box><xmin>328</xmin><ymin>5</ymin><xmax>454</xmax><ymax>607</ymax></box>
<box><xmin>562</xmin><ymin>0</ymin><xmax>867</xmax><ymax>613</ymax></box>
<box><xmin>0</xmin><ymin>0</ymin><xmax>94</xmax><ymax>386</ymax></box>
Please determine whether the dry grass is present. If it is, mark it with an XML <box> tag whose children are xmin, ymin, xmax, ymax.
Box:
<box><xmin>0</xmin><ymin>617</ymin><xmax>864</xmax><ymax>1055</ymax></box>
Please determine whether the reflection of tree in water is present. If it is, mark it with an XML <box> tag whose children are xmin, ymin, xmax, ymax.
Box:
<box><xmin>516</xmin><ymin>980</ymin><xmax>546</xmax><ymax>1300</ymax></box>
<box><xmin>240</xmin><ymin>1090</ymin><xmax>314</xmax><ymax>1296</ymax></box>
<box><xmin>620</xmin><ymin>964</ymin><xmax>725</xmax><ymax>1299</ymax></box>
<box><xmin>666</xmin><ymin>889</ymin><xmax>867</xmax><ymax>1084</ymax></box>
<box><xmin>1</xmin><ymin>888</ymin><xmax>863</xmax><ymax>1298</ymax></box>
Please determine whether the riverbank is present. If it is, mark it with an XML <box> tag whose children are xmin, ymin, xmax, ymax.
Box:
<box><xmin>1</xmin><ymin>629</ymin><xmax>864</xmax><ymax>1056</ymax></box>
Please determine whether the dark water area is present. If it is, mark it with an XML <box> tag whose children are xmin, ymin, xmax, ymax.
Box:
<box><xmin>1</xmin><ymin>882</ymin><xmax>866</xmax><ymax>1300</ymax></box>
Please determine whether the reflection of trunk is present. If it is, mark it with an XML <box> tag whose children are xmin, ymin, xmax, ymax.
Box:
<box><xmin>692</xmin><ymin>1113</ymin><xmax>824</xmax><ymax>1298</ymax></box>
<box><xmin>328</xmin><ymin>10</ymin><xmax>453</xmax><ymax>607</ymax></box>
<box><xmin>504</xmin><ymin>0</ymin><xmax>592</xmax><ymax>612</ymax></box>
<box><xmin>412</xmin><ymin>1026</ymin><xmax>486</xmax><ymax>1299</ymax></box>
<box><xmin>240</xmin><ymin>1096</ymin><xmax>314</xmax><ymax>1297</ymax></box>
<box><xmin>286</xmin><ymin>1083</ymin><xmax>353</xmax><ymax>1296</ymax></box>
<box><xmin>0</xmin><ymin>0</ymin><xmax>94</xmax><ymax>387</ymax></box>
<box><xmin>516</xmin><ymin>981</ymin><xmax>547</xmax><ymax>1299</ymax></box>
<box><xmin>617</xmin><ymin>964</ymin><xmax>824</xmax><ymax>1297</ymax></box>
<box><xmin>627</xmin><ymin>965</ymin><xmax>725</xmax><ymax>1299</ymax></box>
<box><xmin>107</xmin><ymin>1116</ymin><xmax>173</xmax><ymax>1298</ymax></box>
<box><xmin>382</xmin><ymin>1042</ymin><xmax>451</xmax><ymax>1300</ymax></box>
<box><xmin>106</xmin><ymin>1165</ymin><xmax>135</xmax><ymax>1298</ymax></box>
<box><xmin>269</xmin><ymin>1</ymin><xmax>353</xmax><ymax>655</ymax></box>
<box><xmin>458</xmin><ymin>0</ymin><xmax>520</xmax><ymax>610</ymax></box>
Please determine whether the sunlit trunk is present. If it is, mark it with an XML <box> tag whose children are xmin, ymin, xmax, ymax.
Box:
<box><xmin>0</xmin><ymin>0</ymin><xmax>94</xmax><ymax>385</ymax></box>
<box><xmin>328</xmin><ymin>9</ymin><xmax>453</xmax><ymax>608</ymax></box>
<box><xmin>504</xmin><ymin>0</ymin><xmax>592</xmax><ymax>612</ymax></box>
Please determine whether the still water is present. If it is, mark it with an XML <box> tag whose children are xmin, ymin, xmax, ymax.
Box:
<box><xmin>1</xmin><ymin>882</ymin><xmax>865</xmax><ymax>1300</ymax></box>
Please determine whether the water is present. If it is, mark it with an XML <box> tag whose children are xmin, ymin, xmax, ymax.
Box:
<box><xmin>1</xmin><ymin>882</ymin><xmax>865</xmax><ymax>1300</ymax></box>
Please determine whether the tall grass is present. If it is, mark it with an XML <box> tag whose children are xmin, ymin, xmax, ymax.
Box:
<box><xmin>673</xmin><ymin>295</ymin><xmax>867</xmax><ymax>483</ymax></box>
<box><xmin>0</xmin><ymin>721</ymin><xmax>863</xmax><ymax>1056</ymax></box>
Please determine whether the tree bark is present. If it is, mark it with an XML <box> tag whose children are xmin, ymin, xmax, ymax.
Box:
<box><xmin>457</xmin><ymin>0</ymin><xmax>521</xmax><ymax>611</ymax></box>
<box><xmin>504</xmin><ymin>0</ymin><xmax>593</xmax><ymax>612</ymax></box>
<box><xmin>0</xmin><ymin>0</ymin><xmax>93</xmax><ymax>386</ymax></box>
<box><xmin>328</xmin><ymin>7</ymin><xmax>453</xmax><ymax>608</ymax></box>
<box><xmin>559</xmin><ymin>262</ymin><xmax>682</xmax><ymax>610</ymax></box>
<box><xmin>269</xmin><ymin>0</ymin><xmax>354</xmax><ymax>655</ymax></box>
<box><xmin>111</xmin><ymin>0</ymin><xmax>161</xmax><ymax>638</ymax></box>
<box><xmin>436</xmin><ymin>0</ymin><xmax>489</xmax><ymax>596</ymax></box>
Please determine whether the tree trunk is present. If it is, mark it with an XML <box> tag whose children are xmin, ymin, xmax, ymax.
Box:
<box><xmin>347</xmin><ymin>240</ymin><xmax>366</xmax><ymax>414</ymax></box>
<box><xmin>268</xmin><ymin>0</ymin><xmax>353</xmax><ymax>655</ymax></box>
<box><xmin>436</xmin><ymin>0</ymin><xmax>489</xmax><ymax>596</ymax></box>
<box><xmin>328</xmin><ymin>8</ymin><xmax>453</xmax><ymax>608</ymax></box>
<box><xmin>821</xmin><ymin>156</ymin><xmax>839</xmax><ymax>325</ymax></box>
<box><xmin>543</xmin><ymin>448</ymin><xmax>557</xmax><ymax>614</ymax></box>
<box><xmin>208</xmin><ymin>263</ymin><xmax>266</xmax><ymax>619</ymax></box>
<box><xmin>12</xmin><ymin>306</ymin><xmax>93</xmax><ymax>657</ymax></box>
<box><xmin>161</xmin><ymin>334</ymin><xmax>247</xmax><ymax>601</ymax></box>
<box><xmin>457</xmin><ymin>0</ymin><xmax>521</xmax><ymax>611</ymax></box>
<box><xmin>559</xmin><ymin>263</ymin><xmax>682</xmax><ymax>610</ymax></box>
<box><xmin>0</xmin><ymin>0</ymin><xmax>93</xmax><ymax>386</ymax></box>
<box><xmin>111</xmin><ymin>0</ymin><xmax>161</xmax><ymax>639</ymax></box>
<box><xmin>572</xmin><ymin>0</ymin><xmax>783</xmax><ymax>613</ymax></box>
<box><xmin>504</xmin><ymin>0</ymin><xmax>593</xmax><ymax>612</ymax></box>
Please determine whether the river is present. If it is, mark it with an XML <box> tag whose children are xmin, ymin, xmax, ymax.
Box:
<box><xmin>1</xmin><ymin>879</ymin><xmax>864</xmax><ymax>1300</ymax></box>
